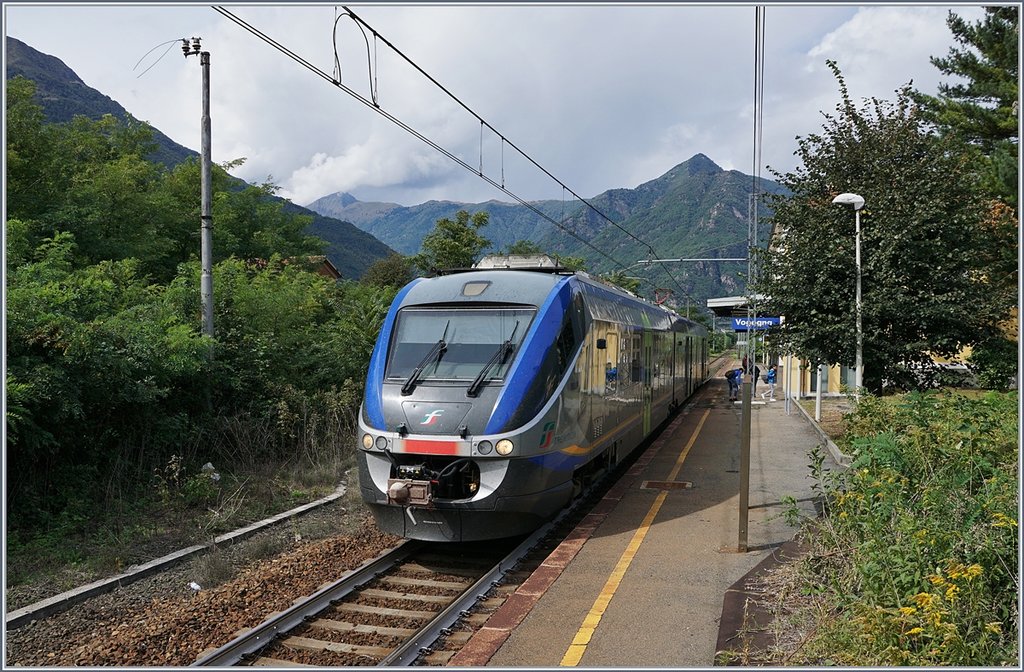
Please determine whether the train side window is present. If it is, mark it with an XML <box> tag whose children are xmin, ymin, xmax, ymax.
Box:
<box><xmin>555</xmin><ymin>317</ymin><xmax>578</xmax><ymax>375</ymax></box>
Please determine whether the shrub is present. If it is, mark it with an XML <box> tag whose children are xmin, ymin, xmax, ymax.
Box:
<box><xmin>797</xmin><ymin>391</ymin><xmax>1018</xmax><ymax>666</ymax></box>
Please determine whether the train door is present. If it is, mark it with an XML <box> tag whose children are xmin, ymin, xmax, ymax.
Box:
<box><xmin>641</xmin><ymin>315</ymin><xmax>653</xmax><ymax>436</ymax></box>
<box><xmin>684</xmin><ymin>335</ymin><xmax>692</xmax><ymax>397</ymax></box>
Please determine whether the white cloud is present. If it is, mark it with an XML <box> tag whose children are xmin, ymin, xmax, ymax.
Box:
<box><xmin>5</xmin><ymin>3</ymin><xmax>988</xmax><ymax>206</ymax></box>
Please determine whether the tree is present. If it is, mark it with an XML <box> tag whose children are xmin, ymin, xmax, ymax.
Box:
<box><xmin>6</xmin><ymin>77</ymin><xmax>177</xmax><ymax>275</ymax></box>
<box><xmin>761</xmin><ymin>63</ymin><xmax>1001</xmax><ymax>392</ymax></box>
<box><xmin>600</xmin><ymin>270</ymin><xmax>641</xmax><ymax>294</ymax></box>
<box><xmin>555</xmin><ymin>255</ymin><xmax>587</xmax><ymax>272</ymax></box>
<box><xmin>912</xmin><ymin>7</ymin><xmax>1019</xmax><ymax>387</ymax></box>
<box><xmin>911</xmin><ymin>7</ymin><xmax>1019</xmax><ymax>207</ymax></box>
<box><xmin>361</xmin><ymin>253</ymin><xmax>413</xmax><ymax>289</ymax></box>
<box><xmin>503</xmin><ymin>239</ymin><xmax>543</xmax><ymax>255</ymax></box>
<box><xmin>413</xmin><ymin>210</ymin><xmax>491</xmax><ymax>273</ymax></box>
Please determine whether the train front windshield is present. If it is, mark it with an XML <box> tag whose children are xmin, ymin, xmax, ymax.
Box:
<box><xmin>386</xmin><ymin>307</ymin><xmax>534</xmax><ymax>382</ymax></box>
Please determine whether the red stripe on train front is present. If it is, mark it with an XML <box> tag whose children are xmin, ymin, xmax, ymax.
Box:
<box><xmin>399</xmin><ymin>439</ymin><xmax>461</xmax><ymax>455</ymax></box>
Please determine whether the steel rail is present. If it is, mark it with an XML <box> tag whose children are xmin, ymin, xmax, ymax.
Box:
<box><xmin>191</xmin><ymin>540</ymin><xmax>423</xmax><ymax>666</ymax></box>
<box><xmin>193</xmin><ymin>399</ymin><xmax>676</xmax><ymax>667</ymax></box>
<box><xmin>383</xmin><ymin>451</ymin><xmax>633</xmax><ymax>666</ymax></box>
<box><xmin>379</xmin><ymin>514</ymin><xmax>562</xmax><ymax>666</ymax></box>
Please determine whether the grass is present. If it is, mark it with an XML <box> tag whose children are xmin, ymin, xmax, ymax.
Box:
<box><xmin>766</xmin><ymin>390</ymin><xmax>1019</xmax><ymax>666</ymax></box>
<box><xmin>5</xmin><ymin>447</ymin><xmax>359</xmax><ymax>605</ymax></box>
<box><xmin>796</xmin><ymin>398</ymin><xmax>851</xmax><ymax>441</ymax></box>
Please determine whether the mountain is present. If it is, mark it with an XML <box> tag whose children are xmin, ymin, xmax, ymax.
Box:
<box><xmin>5</xmin><ymin>37</ymin><xmax>394</xmax><ymax>279</ymax></box>
<box><xmin>537</xmin><ymin>154</ymin><xmax>787</xmax><ymax>302</ymax></box>
<box><xmin>307</xmin><ymin>155</ymin><xmax>787</xmax><ymax>305</ymax></box>
<box><xmin>307</xmin><ymin>193</ymin><xmax>571</xmax><ymax>256</ymax></box>
<box><xmin>5</xmin><ymin>36</ymin><xmax>194</xmax><ymax>169</ymax></box>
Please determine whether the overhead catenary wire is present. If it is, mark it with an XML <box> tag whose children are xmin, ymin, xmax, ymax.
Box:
<box><xmin>338</xmin><ymin>7</ymin><xmax>662</xmax><ymax>254</ymax></box>
<box><xmin>214</xmin><ymin>5</ymin><xmax>708</xmax><ymax>310</ymax></box>
<box><xmin>213</xmin><ymin>5</ymin><xmax>633</xmax><ymax>273</ymax></box>
<box><xmin>335</xmin><ymin>5</ymin><xmax>699</xmax><ymax>306</ymax></box>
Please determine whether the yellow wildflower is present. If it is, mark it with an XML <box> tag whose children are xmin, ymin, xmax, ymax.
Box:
<box><xmin>913</xmin><ymin>592</ymin><xmax>935</xmax><ymax>607</ymax></box>
<box><xmin>991</xmin><ymin>512</ymin><xmax>1018</xmax><ymax>529</ymax></box>
<box><xmin>965</xmin><ymin>564</ymin><xmax>983</xmax><ymax>579</ymax></box>
<box><xmin>929</xmin><ymin>574</ymin><xmax>947</xmax><ymax>587</ymax></box>
<box><xmin>907</xmin><ymin>627</ymin><xmax>924</xmax><ymax>635</ymax></box>
<box><xmin>945</xmin><ymin>585</ymin><xmax>959</xmax><ymax>602</ymax></box>
<box><xmin>985</xmin><ymin>622</ymin><xmax>1002</xmax><ymax>634</ymax></box>
<box><xmin>898</xmin><ymin>606</ymin><xmax>917</xmax><ymax>616</ymax></box>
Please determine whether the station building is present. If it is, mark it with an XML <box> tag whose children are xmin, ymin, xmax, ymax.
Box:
<box><xmin>707</xmin><ymin>294</ymin><xmax>856</xmax><ymax>399</ymax></box>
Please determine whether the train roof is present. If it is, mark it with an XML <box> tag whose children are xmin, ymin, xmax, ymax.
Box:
<box><xmin>397</xmin><ymin>267</ymin><xmax>707</xmax><ymax>336</ymax></box>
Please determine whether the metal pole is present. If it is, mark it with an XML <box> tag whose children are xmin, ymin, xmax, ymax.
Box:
<box><xmin>738</xmin><ymin>377</ymin><xmax>751</xmax><ymax>552</ymax></box>
<box><xmin>832</xmin><ymin>193</ymin><xmax>865</xmax><ymax>400</ymax></box>
<box><xmin>784</xmin><ymin>352</ymin><xmax>791</xmax><ymax>415</ymax></box>
<box><xmin>200</xmin><ymin>49</ymin><xmax>214</xmax><ymax>341</ymax></box>
<box><xmin>815</xmin><ymin>363</ymin><xmax>822</xmax><ymax>422</ymax></box>
<box><xmin>854</xmin><ymin>208</ymin><xmax>861</xmax><ymax>401</ymax></box>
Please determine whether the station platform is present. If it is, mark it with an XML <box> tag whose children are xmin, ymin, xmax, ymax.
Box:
<box><xmin>450</xmin><ymin>364</ymin><xmax>843</xmax><ymax>667</ymax></box>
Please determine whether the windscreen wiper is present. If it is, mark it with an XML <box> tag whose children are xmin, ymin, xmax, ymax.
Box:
<box><xmin>401</xmin><ymin>321</ymin><xmax>450</xmax><ymax>396</ymax></box>
<box><xmin>466</xmin><ymin>322</ymin><xmax>519</xmax><ymax>398</ymax></box>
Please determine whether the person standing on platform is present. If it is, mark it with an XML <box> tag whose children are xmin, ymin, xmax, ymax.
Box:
<box><xmin>760</xmin><ymin>364</ymin><xmax>777</xmax><ymax>401</ymax></box>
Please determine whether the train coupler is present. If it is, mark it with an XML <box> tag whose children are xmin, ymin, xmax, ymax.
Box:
<box><xmin>387</xmin><ymin>478</ymin><xmax>432</xmax><ymax>506</ymax></box>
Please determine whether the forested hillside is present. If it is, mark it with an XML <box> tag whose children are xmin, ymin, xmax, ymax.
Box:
<box><xmin>5</xmin><ymin>75</ymin><xmax>395</xmax><ymax>550</ymax></box>
<box><xmin>308</xmin><ymin>154</ymin><xmax>786</xmax><ymax>305</ymax></box>
<box><xmin>5</xmin><ymin>36</ymin><xmax>395</xmax><ymax>279</ymax></box>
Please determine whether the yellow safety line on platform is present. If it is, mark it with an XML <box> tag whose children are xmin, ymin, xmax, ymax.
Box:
<box><xmin>559</xmin><ymin>408</ymin><xmax>711</xmax><ymax>667</ymax></box>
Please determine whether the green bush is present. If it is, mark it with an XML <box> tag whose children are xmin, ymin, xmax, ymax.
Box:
<box><xmin>798</xmin><ymin>391</ymin><xmax>1018</xmax><ymax>666</ymax></box>
<box><xmin>4</xmin><ymin>79</ymin><xmax>394</xmax><ymax>579</ymax></box>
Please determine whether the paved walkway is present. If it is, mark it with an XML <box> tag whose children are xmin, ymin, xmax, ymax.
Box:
<box><xmin>453</xmin><ymin>364</ymin><xmax>843</xmax><ymax>667</ymax></box>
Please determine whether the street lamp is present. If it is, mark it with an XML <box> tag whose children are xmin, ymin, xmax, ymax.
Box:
<box><xmin>832</xmin><ymin>192</ymin><xmax>865</xmax><ymax>401</ymax></box>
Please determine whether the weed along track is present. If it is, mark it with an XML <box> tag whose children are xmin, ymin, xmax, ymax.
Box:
<box><xmin>192</xmin><ymin>412</ymin><xmax>667</xmax><ymax>667</ymax></box>
<box><xmin>7</xmin><ymin>412</ymin><xmax>675</xmax><ymax>667</ymax></box>
<box><xmin>193</xmin><ymin>536</ymin><xmax>538</xmax><ymax>666</ymax></box>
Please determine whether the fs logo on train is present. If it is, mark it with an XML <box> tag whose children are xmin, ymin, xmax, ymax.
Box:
<box><xmin>420</xmin><ymin>409</ymin><xmax>445</xmax><ymax>425</ymax></box>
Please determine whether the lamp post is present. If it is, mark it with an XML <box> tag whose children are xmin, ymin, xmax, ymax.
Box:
<box><xmin>832</xmin><ymin>192</ymin><xmax>864</xmax><ymax>402</ymax></box>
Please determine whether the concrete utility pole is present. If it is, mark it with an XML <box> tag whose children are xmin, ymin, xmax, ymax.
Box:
<box><xmin>183</xmin><ymin>38</ymin><xmax>214</xmax><ymax>340</ymax></box>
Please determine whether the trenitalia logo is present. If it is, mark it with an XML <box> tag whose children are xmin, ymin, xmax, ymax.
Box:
<box><xmin>420</xmin><ymin>410</ymin><xmax>445</xmax><ymax>425</ymax></box>
<box><xmin>539</xmin><ymin>421</ymin><xmax>556</xmax><ymax>449</ymax></box>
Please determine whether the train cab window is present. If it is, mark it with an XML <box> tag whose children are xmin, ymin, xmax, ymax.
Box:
<box><xmin>386</xmin><ymin>307</ymin><xmax>535</xmax><ymax>382</ymax></box>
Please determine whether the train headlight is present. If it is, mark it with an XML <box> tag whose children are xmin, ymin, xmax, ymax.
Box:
<box><xmin>495</xmin><ymin>439</ymin><xmax>514</xmax><ymax>456</ymax></box>
<box><xmin>375</xmin><ymin>436</ymin><xmax>389</xmax><ymax>450</ymax></box>
<box><xmin>477</xmin><ymin>440</ymin><xmax>493</xmax><ymax>455</ymax></box>
<box><xmin>361</xmin><ymin>434</ymin><xmax>374</xmax><ymax>450</ymax></box>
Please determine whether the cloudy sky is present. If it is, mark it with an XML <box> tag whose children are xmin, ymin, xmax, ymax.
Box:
<box><xmin>5</xmin><ymin>2</ymin><xmax>987</xmax><ymax>207</ymax></box>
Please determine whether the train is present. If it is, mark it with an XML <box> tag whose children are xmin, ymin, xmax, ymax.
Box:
<box><xmin>356</xmin><ymin>255</ymin><xmax>708</xmax><ymax>542</ymax></box>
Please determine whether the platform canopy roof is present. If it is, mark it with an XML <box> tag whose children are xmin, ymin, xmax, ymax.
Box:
<box><xmin>706</xmin><ymin>294</ymin><xmax>768</xmax><ymax>318</ymax></box>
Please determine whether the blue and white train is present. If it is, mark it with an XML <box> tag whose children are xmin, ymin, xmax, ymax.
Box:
<box><xmin>356</xmin><ymin>256</ymin><xmax>708</xmax><ymax>542</ymax></box>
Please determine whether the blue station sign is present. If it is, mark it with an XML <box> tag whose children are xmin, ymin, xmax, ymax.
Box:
<box><xmin>732</xmin><ymin>316</ymin><xmax>782</xmax><ymax>331</ymax></box>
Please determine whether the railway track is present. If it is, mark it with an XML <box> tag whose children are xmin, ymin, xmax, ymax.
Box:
<box><xmin>192</xmin><ymin>518</ymin><xmax>559</xmax><ymax>667</ymax></box>
<box><xmin>193</xmin><ymin>374</ymin><xmax>722</xmax><ymax>668</ymax></box>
